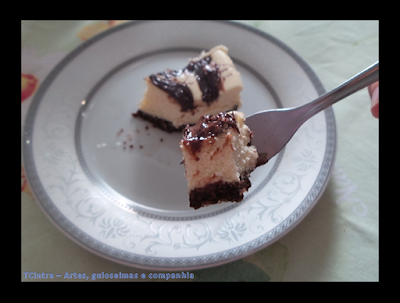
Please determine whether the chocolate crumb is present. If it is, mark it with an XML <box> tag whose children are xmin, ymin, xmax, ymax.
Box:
<box><xmin>117</xmin><ymin>128</ymin><xmax>124</xmax><ymax>136</ymax></box>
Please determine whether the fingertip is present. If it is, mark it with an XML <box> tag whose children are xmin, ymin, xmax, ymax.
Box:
<box><xmin>371</xmin><ymin>103</ymin><xmax>379</xmax><ymax>118</ymax></box>
<box><xmin>368</xmin><ymin>81</ymin><xmax>379</xmax><ymax>98</ymax></box>
<box><xmin>371</xmin><ymin>86</ymin><xmax>379</xmax><ymax>118</ymax></box>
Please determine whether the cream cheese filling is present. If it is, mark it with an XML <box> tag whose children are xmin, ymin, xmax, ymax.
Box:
<box><xmin>138</xmin><ymin>45</ymin><xmax>243</xmax><ymax>128</ymax></box>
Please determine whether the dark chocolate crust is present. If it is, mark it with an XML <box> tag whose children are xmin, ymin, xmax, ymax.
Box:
<box><xmin>132</xmin><ymin>110</ymin><xmax>185</xmax><ymax>133</ymax></box>
<box><xmin>133</xmin><ymin>106</ymin><xmax>239</xmax><ymax>133</ymax></box>
<box><xmin>189</xmin><ymin>174</ymin><xmax>252</xmax><ymax>209</ymax></box>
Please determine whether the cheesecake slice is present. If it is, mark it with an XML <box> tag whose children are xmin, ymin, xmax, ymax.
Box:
<box><xmin>134</xmin><ymin>45</ymin><xmax>243</xmax><ymax>132</ymax></box>
<box><xmin>180</xmin><ymin>111</ymin><xmax>259</xmax><ymax>209</ymax></box>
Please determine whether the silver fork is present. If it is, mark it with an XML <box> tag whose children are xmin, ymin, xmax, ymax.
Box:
<box><xmin>246</xmin><ymin>61</ymin><xmax>379</xmax><ymax>163</ymax></box>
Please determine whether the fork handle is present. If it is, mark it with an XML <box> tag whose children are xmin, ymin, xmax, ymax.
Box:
<box><xmin>297</xmin><ymin>61</ymin><xmax>379</xmax><ymax>123</ymax></box>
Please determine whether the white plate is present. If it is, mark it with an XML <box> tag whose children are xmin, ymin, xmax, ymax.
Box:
<box><xmin>23</xmin><ymin>21</ymin><xmax>336</xmax><ymax>270</ymax></box>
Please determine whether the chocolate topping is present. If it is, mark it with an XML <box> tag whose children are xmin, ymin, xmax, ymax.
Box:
<box><xmin>149</xmin><ymin>56</ymin><xmax>222</xmax><ymax>112</ymax></box>
<box><xmin>182</xmin><ymin>112</ymin><xmax>239</xmax><ymax>154</ymax></box>
<box><xmin>149</xmin><ymin>73</ymin><xmax>194</xmax><ymax>112</ymax></box>
<box><xmin>186</xmin><ymin>56</ymin><xmax>221</xmax><ymax>104</ymax></box>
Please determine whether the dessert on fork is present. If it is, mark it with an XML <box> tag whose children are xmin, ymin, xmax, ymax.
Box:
<box><xmin>180</xmin><ymin>111</ymin><xmax>260</xmax><ymax>209</ymax></box>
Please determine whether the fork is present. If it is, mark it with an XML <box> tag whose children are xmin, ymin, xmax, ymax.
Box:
<box><xmin>246</xmin><ymin>61</ymin><xmax>379</xmax><ymax>163</ymax></box>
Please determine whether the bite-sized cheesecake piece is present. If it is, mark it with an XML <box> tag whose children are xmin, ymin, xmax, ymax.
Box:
<box><xmin>180</xmin><ymin>111</ymin><xmax>260</xmax><ymax>209</ymax></box>
<box><xmin>134</xmin><ymin>45</ymin><xmax>243</xmax><ymax>132</ymax></box>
